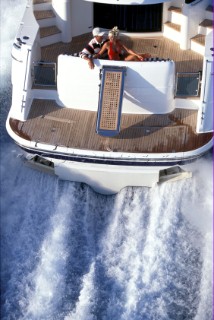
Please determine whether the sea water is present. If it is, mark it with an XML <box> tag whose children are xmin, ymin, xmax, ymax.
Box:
<box><xmin>0</xmin><ymin>1</ymin><xmax>212</xmax><ymax>319</ymax></box>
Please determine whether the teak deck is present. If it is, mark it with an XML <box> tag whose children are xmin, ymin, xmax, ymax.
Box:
<box><xmin>40</xmin><ymin>34</ymin><xmax>203</xmax><ymax>73</ymax></box>
<box><xmin>10</xmin><ymin>99</ymin><xmax>212</xmax><ymax>153</ymax></box>
<box><xmin>10</xmin><ymin>35</ymin><xmax>213</xmax><ymax>154</ymax></box>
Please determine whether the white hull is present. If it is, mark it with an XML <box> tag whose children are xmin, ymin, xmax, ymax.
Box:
<box><xmin>23</xmin><ymin>153</ymin><xmax>192</xmax><ymax>194</ymax></box>
<box><xmin>6</xmin><ymin>0</ymin><xmax>213</xmax><ymax>194</ymax></box>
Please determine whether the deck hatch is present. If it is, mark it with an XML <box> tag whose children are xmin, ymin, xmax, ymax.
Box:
<box><xmin>96</xmin><ymin>66</ymin><xmax>126</xmax><ymax>137</ymax></box>
<box><xmin>33</xmin><ymin>62</ymin><xmax>56</xmax><ymax>86</ymax></box>
<box><xmin>175</xmin><ymin>72</ymin><xmax>201</xmax><ymax>97</ymax></box>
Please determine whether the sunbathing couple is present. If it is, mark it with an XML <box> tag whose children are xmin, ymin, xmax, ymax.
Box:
<box><xmin>94</xmin><ymin>26</ymin><xmax>150</xmax><ymax>62</ymax></box>
<box><xmin>81</xmin><ymin>26</ymin><xmax>151</xmax><ymax>69</ymax></box>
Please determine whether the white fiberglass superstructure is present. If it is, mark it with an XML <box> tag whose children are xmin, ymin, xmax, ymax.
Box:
<box><xmin>6</xmin><ymin>0</ymin><xmax>213</xmax><ymax>194</ymax></box>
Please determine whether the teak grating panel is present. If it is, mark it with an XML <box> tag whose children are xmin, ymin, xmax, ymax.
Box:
<box><xmin>99</xmin><ymin>71</ymin><xmax>123</xmax><ymax>131</ymax></box>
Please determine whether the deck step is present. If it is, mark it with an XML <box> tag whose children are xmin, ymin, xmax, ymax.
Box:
<box><xmin>33</xmin><ymin>0</ymin><xmax>52</xmax><ymax>10</ymax></box>
<box><xmin>34</xmin><ymin>10</ymin><xmax>56</xmax><ymax>28</ymax></box>
<box><xmin>164</xmin><ymin>22</ymin><xmax>181</xmax><ymax>32</ymax></box>
<box><xmin>198</xmin><ymin>19</ymin><xmax>213</xmax><ymax>36</ymax></box>
<box><xmin>33</xmin><ymin>0</ymin><xmax>51</xmax><ymax>4</ymax></box>
<box><xmin>168</xmin><ymin>6</ymin><xmax>182</xmax><ymax>14</ymax></box>
<box><xmin>40</xmin><ymin>25</ymin><xmax>62</xmax><ymax>46</ymax></box>
<box><xmin>34</xmin><ymin>9</ymin><xmax>55</xmax><ymax>20</ymax></box>
<box><xmin>199</xmin><ymin>19</ymin><xmax>213</xmax><ymax>29</ymax></box>
<box><xmin>190</xmin><ymin>34</ymin><xmax>205</xmax><ymax>55</ymax></box>
<box><xmin>40</xmin><ymin>25</ymin><xmax>61</xmax><ymax>38</ymax></box>
<box><xmin>163</xmin><ymin>22</ymin><xmax>181</xmax><ymax>43</ymax></box>
<box><xmin>191</xmin><ymin>34</ymin><xmax>205</xmax><ymax>46</ymax></box>
<box><xmin>168</xmin><ymin>6</ymin><xmax>182</xmax><ymax>25</ymax></box>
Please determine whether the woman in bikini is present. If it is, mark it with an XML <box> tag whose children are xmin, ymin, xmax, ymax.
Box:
<box><xmin>94</xmin><ymin>26</ymin><xmax>151</xmax><ymax>61</ymax></box>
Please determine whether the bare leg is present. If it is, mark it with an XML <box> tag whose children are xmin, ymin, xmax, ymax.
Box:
<box><xmin>139</xmin><ymin>53</ymin><xmax>152</xmax><ymax>59</ymax></box>
<box><xmin>124</xmin><ymin>53</ymin><xmax>152</xmax><ymax>62</ymax></box>
<box><xmin>124</xmin><ymin>54</ymin><xmax>139</xmax><ymax>61</ymax></box>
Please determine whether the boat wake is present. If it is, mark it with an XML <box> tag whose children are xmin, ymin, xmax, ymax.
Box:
<box><xmin>1</xmin><ymin>146</ymin><xmax>212</xmax><ymax>320</ymax></box>
<box><xmin>0</xmin><ymin>1</ymin><xmax>212</xmax><ymax>319</ymax></box>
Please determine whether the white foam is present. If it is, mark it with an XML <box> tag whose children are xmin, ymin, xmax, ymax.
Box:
<box><xmin>65</xmin><ymin>261</ymin><xmax>96</xmax><ymax>320</ymax></box>
<box><xmin>0</xmin><ymin>0</ymin><xmax>26</xmax><ymax>81</ymax></box>
<box><xmin>182</xmin><ymin>157</ymin><xmax>213</xmax><ymax>236</ymax></box>
<box><xmin>194</xmin><ymin>232</ymin><xmax>213</xmax><ymax>320</ymax></box>
<box><xmin>23</xmin><ymin>189</ymin><xmax>74</xmax><ymax>319</ymax></box>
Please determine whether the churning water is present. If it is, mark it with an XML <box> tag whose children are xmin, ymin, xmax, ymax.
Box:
<box><xmin>0</xmin><ymin>1</ymin><xmax>213</xmax><ymax>319</ymax></box>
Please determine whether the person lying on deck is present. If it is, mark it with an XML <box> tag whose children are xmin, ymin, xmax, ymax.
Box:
<box><xmin>93</xmin><ymin>26</ymin><xmax>151</xmax><ymax>61</ymax></box>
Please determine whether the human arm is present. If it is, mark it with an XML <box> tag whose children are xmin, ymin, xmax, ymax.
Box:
<box><xmin>81</xmin><ymin>54</ymin><xmax>95</xmax><ymax>69</ymax></box>
<box><xmin>93</xmin><ymin>42</ymin><xmax>109</xmax><ymax>59</ymax></box>
<box><xmin>80</xmin><ymin>39</ymin><xmax>96</xmax><ymax>69</ymax></box>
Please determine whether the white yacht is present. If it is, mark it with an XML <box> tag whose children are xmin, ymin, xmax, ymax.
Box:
<box><xmin>6</xmin><ymin>0</ymin><xmax>213</xmax><ymax>194</ymax></box>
